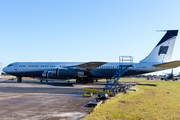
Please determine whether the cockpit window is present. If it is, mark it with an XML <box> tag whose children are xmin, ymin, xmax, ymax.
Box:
<box><xmin>7</xmin><ymin>64</ymin><xmax>14</xmax><ymax>67</ymax></box>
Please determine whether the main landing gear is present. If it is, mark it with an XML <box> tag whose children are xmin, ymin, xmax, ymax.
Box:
<box><xmin>76</xmin><ymin>78</ymin><xmax>81</xmax><ymax>83</ymax></box>
<box><xmin>17</xmin><ymin>77</ymin><xmax>22</xmax><ymax>82</ymax></box>
<box><xmin>76</xmin><ymin>78</ymin><xmax>97</xmax><ymax>84</ymax></box>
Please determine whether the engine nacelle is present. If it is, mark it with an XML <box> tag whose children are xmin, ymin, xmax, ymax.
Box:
<box><xmin>52</xmin><ymin>68</ymin><xmax>84</xmax><ymax>77</ymax></box>
<box><xmin>42</xmin><ymin>70</ymin><xmax>70</xmax><ymax>79</ymax></box>
<box><xmin>42</xmin><ymin>70</ymin><xmax>51</xmax><ymax>78</ymax></box>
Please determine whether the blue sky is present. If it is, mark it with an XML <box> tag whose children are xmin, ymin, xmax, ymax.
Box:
<box><xmin>1</xmin><ymin>0</ymin><xmax>180</xmax><ymax>75</ymax></box>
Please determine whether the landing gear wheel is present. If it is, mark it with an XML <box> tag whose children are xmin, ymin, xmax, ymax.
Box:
<box><xmin>89</xmin><ymin>79</ymin><xmax>94</xmax><ymax>83</ymax></box>
<box><xmin>96</xmin><ymin>79</ymin><xmax>98</xmax><ymax>82</ymax></box>
<box><xmin>82</xmin><ymin>79</ymin><xmax>88</xmax><ymax>84</ymax></box>
<box><xmin>17</xmin><ymin>78</ymin><xmax>22</xmax><ymax>82</ymax></box>
<box><xmin>40</xmin><ymin>80</ymin><xmax>42</xmax><ymax>83</ymax></box>
<box><xmin>76</xmin><ymin>79</ymin><xmax>81</xmax><ymax>83</ymax></box>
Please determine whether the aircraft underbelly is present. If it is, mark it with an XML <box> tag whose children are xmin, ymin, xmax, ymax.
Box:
<box><xmin>7</xmin><ymin>71</ymin><xmax>43</xmax><ymax>77</ymax></box>
<box><xmin>8</xmin><ymin>68</ymin><xmax>152</xmax><ymax>79</ymax></box>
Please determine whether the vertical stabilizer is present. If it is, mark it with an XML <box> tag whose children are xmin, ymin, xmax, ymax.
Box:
<box><xmin>141</xmin><ymin>30</ymin><xmax>178</xmax><ymax>63</ymax></box>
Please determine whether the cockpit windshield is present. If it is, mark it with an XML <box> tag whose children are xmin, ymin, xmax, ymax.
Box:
<box><xmin>7</xmin><ymin>64</ymin><xmax>14</xmax><ymax>67</ymax></box>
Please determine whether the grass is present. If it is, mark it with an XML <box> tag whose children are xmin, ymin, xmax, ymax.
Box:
<box><xmin>1</xmin><ymin>75</ymin><xmax>16</xmax><ymax>79</ymax></box>
<box><xmin>1</xmin><ymin>75</ymin><xmax>39</xmax><ymax>81</ymax></box>
<box><xmin>84</xmin><ymin>79</ymin><xmax>180</xmax><ymax>120</ymax></box>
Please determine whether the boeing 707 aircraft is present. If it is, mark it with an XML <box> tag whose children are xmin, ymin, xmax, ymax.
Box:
<box><xmin>3</xmin><ymin>30</ymin><xmax>180</xmax><ymax>83</ymax></box>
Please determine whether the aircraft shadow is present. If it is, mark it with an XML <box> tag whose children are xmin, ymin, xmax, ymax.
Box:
<box><xmin>137</xmin><ymin>83</ymin><xmax>157</xmax><ymax>87</ymax></box>
<box><xmin>38</xmin><ymin>82</ymin><xmax>74</xmax><ymax>87</ymax></box>
<box><xmin>0</xmin><ymin>80</ymin><xmax>74</xmax><ymax>87</ymax></box>
<box><xmin>0</xmin><ymin>87</ymin><xmax>84</xmax><ymax>94</ymax></box>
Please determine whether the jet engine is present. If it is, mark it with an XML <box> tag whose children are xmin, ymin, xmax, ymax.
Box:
<box><xmin>42</xmin><ymin>70</ymin><xmax>52</xmax><ymax>78</ymax></box>
<box><xmin>52</xmin><ymin>68</ymin><xmax>84</xmax><ymax>77</ymax></box>
<box><xmin>42</xmin><ymin>70</ymin><xmax>68</xmax><ymax>79</ymax></box>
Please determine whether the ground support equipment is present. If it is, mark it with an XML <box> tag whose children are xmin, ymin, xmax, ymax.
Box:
<box><xmin>83</xmin><ymin>89</ymin><xmax>112</xmax><ymax>97</ymax></box>
<box><xmin>83</xmin><ymin>56</ymin><xmax>134</xmax><ymax>97</ymax></box>
<box><xmin>103</xmin><ymin>56</ymin><xmax>133</xmax><ymax>96</ymax></box>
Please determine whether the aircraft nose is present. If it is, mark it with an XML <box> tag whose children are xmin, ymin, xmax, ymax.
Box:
<box><xmin>2</xmin><ymin>67</ymin><xmax>7</xmax><ymax>73</ymax></box>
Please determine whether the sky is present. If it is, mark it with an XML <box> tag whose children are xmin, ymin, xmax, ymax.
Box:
<box><xmin>0</xmin><ymin>0</ymin><xmax>180</xmax><ymax>75</ymax></box>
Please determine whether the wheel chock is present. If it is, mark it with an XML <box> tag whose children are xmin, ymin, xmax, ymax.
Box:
<box><xmin>83</xmin><ymin>89</ymin><xmax>112</xmax><ymax>97</ymax></box>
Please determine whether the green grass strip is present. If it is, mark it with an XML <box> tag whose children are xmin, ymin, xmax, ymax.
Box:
<box><xmin>84</xmin><ymin>79</ymin><xmax>180</xmax><ymax>120</ymax></box>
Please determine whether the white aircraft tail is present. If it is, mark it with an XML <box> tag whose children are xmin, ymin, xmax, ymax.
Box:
<box><xmin>140</xmin><ymin>30</ymin><xmax>178</xmax><ymax>63</ymax></box>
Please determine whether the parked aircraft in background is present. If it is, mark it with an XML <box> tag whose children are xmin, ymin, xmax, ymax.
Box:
<box><xmin>3</xmin><ymin>30</ymin><xmax>180</xmax><ymax>83</ymax></box>
<box><xmin>161</xmin><ymin>69</ymin><xmax>178</xmax><ymax>81</ymax></box>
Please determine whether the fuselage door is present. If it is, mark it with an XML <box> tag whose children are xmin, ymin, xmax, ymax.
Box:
<box><xmin>14</xmin><ymin>63</ymin><xmax>19</xmax><ymax>70</ymax></box>
<box><xmin>136</xmin><ymin>63</ymin><xmax>141</xmax><ymax>72</ymax></box>
<box><xmin>136</xmin><ymin>63</ymin><xmax>141</xmax><ymax>69</ymax></box>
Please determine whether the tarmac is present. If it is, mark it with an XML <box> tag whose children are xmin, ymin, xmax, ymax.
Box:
<box><xmin>0</xmin><ymin>77</ymin><xmax>136</xmax><ymax>120</ymax></box>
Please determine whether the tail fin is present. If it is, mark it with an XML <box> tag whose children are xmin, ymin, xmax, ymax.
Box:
<box><xmin>171</xmin><ymin>69</ymin><xmax>173</xmax><ymax>74</ymax></box>
<box><xmin>140</xmin><ymin>30</ymin><xmax>178</xmax><ymax>63</ymax></box>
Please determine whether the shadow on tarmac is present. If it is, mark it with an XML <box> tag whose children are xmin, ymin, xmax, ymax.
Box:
<box><xmin>0</xmin><ymin>87</ymin><xmax>84</xmax><ymax>94</ymax></box>
<box><xmin>137</xmin><ymin>83</ymin><xmax>157</xmax><ymax>87</ymax></box>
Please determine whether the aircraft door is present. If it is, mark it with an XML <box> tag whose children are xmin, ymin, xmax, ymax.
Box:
<box><xmin>136</xmin><ymin>63</ymin><xmax>141</xmax><ymax>69</ymax></box>
<box><xmin>136</xmin><ymin>63</ymin><xmax>147</xmax><ymax>69</ymax></box>
<box><xmin>136</xmin><ymin>63</ymin><xmax>141</xmax><ymax>72</ymax></box>
<box><xmin>14</xmin><ymin>63</ymin><xmax>19</xmax><ymax>70</ymax></box>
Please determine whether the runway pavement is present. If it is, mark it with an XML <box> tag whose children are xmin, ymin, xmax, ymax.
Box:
<box><xmin>0</xmin><ymin>77</ymin><xmax>136</xmax><ymax>120</ymax></box>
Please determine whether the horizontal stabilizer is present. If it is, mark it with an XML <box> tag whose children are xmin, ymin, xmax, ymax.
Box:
<box><xmin>153</xmin><ymin>61</ymin><xmax>180</xmax><ymax>68</ymax></box>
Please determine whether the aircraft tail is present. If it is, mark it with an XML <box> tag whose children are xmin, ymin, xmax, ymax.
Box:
<box><xmin>140</xmin><ymin>30</ymin><xmax>178</xmax><ymax>63</ymax></box>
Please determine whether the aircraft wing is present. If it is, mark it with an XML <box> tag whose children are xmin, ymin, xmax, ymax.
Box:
<box><xmin>153</xmin><ymin>61</ymin><xmax>180</xmax><ymax>68</ymax></box>
<box><xmin>74</xmin><ymin>62</ymin><xmax>107</xmax><ymax>71</ymax></box>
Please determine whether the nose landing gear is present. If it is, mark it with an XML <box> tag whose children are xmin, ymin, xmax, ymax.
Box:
<box><xmin>17</xmin><ymin>77</ymin><xmax>22</xmax><ymax>82</ymax></box>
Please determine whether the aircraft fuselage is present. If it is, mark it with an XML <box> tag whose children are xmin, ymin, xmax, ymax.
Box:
<box><xmin>3</xmin><ymin>61</ymin><xmax>164</xmax><ymax>80</ymax></box>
